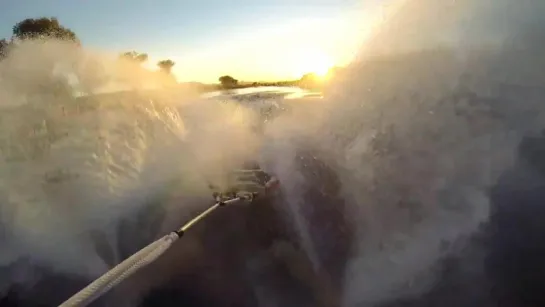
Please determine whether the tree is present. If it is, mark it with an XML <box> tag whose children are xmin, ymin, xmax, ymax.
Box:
<box><xmin>298</xmin><ymin>72</ymin><xmax>323</xmax><ymax>90</ymax></box>
<box><xmin>300</xmin><ymin>72</ymin><xmax>319</xmax><ymax>82</ymax></box>
<box><xmin>0</xmin><ymin>39</ymin><xmax>8</xmax><ymax>59</ymax></box>
<box><xmin>116</xmin><ymin>51</ymin><xmax>150</xmax><ymax>89</ymax></box>
<box><xmin>219</xmin><ymin>75</ymin><xmax>238</xmax><ymax>88</ymax></box>
<box><xmin>6</xmin><ymin>18</ymin><xmax>79</xmax><ymax>98</ymax></box>
<box><xmin>157</xmin><ymin>59</ymin><xmax>175</xmax><ymax>74</ymax></box>
<box><xmin>119</xmin><ymin>51</ymin><xmax>148</xmax><ymax>64</ymax></box>
<box><xmin>12</xmin><ymin>17</ymin><xmax>78</xmax><ymax>42</ymax></box>
<box><xmin>155</xmin><ymin>59</ymin><xmax>176</xmax><ymax>86</ymax></box>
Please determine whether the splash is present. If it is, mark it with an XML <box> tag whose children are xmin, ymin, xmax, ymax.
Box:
<box><xmin>3</xmin><ymin>1</ymin><xmax>545</xmax><ymax>306</ymax></box>
<box><xmin>324</xmin><ymin>0</ymin><xmax>545</xmax><ymax>305</ymax></box>
<box><xmin>0</xmin><ymin>39</ymin><xmax>260</xmax><ymax>300</ymax></box>
<box><xmin>261</xmin><ymin>0</ymin><xmax>545</xmax><ymax>305</ymax></box>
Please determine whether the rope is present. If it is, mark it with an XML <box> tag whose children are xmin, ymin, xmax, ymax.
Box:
<box><xmin>58</xmin><ymin>197</ymin><xmax>244</xmax><ymax>307</ymax></box>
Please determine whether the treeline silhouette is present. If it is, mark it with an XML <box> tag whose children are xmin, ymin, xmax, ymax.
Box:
<box><xmin>0</xmin><ymin>17</ymin><xmax>177</xmax><ymax>84</ymax></box>
<box><xmin>215</xmin><ymin>71</ymin><xmax>343</xmax><ymax>91</ymax></box>
<box><xmin>0</xmin><ymin>16</ymin><xmax>342</xmax><ymax>93</ymax></box>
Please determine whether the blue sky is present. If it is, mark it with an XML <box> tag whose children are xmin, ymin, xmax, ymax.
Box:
<box><xmin>0</xmin><ymin>0</ymin><xmax>383</xmax><ymax>82</ymax></box>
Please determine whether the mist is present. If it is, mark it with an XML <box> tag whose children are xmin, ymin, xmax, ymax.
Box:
<box><xmin>0</xmin><ymin>39</ymin><xmax>262</xmax><ymax>299</ymax></box>
<box><xmin>3</xmin><ymin>0</ymin><xmax>545</xmax><ymax>306</ymax></box>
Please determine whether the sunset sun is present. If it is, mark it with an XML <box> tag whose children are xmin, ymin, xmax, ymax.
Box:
<box><xmin>295</xmin><ymin>49</ymin><xmax>334</xmax><ymax>79</ymax></box>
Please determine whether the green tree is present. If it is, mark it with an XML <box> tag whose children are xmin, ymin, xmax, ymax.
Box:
<box><xmin>0</xmin><ymin>39</ymin><xmax>8</xmax><ymax>59</ymax></box>
<box><xmin>12</xmin><ymin>17</ymin><xmax>78</xmax><ymax>42</ymax></box>
<box><xmin>156</xmin><ymin>59</ymin><xmax>176</xmax><ymax>86</ymax></box>
<box><xmin>157</xmin><ymin>59</ymin><xmax>175</xmax><ymax>74</ymax></box>
<box><xmin>120</xmin><ymin>51</ymin><xmax>148</xmax><ymax>64</ymax></box>
<box><xmin>219</xmin><ymin>75</ymin><xmax>238</xmax><ymax>88</ymax></box>
<box><xmin>8</xmin><ymin>18</ymin><xmax>80</xmax><ymax>97</ymax></box>
<box><xmin>116</xmin><ymin>51</ymin><xmax>149</xmax><ymax>90</ymax></box>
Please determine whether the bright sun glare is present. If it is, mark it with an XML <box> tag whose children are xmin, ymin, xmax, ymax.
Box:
<box><xmin>295</xmin><ymin>49</ymin><xmax>334</xmax><ymax>79</ymax></box>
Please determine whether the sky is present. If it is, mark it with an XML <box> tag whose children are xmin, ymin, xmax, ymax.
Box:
<box><xmin>0</xmin><ymin>0</ymin><xmax>386</xmax><ymax>83</ymax></box>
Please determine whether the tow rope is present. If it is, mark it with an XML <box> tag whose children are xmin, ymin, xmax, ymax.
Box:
<box><xmin>59</xmin><ymin>176</ymin><xmax>279</xmax><ymax>307</ymax></box>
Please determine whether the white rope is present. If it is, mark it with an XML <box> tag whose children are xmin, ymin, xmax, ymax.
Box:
<box><xmin>59</xmin><ymin>177</ymin><xmax>278</xmax><ymax>307</ymax></box>
<box><xmin>59</xmin><ymin>233</ymin><xmax>178</xmax><ymax>307</ymax></box>
<box><xmin>59</xmin><ymin>198</ymin><xmax>244</xmax><ymax>307</ymax></box>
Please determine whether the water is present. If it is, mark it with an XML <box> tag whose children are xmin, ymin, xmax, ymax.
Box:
<box><xmin>3</xmin><ymin>0</ymin><xmax>545</xmax><ymax>306</ymax></box>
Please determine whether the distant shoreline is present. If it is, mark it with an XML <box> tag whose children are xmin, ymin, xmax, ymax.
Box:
<box><xmin>177</xmin><ymin>80</ymin><xmax>316</xmax><ymax>94</ymax></box>
<box><xmin>74</xmin><ymin>84</ymin><xmax>323</xmax><ymax>103</ymax></box>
